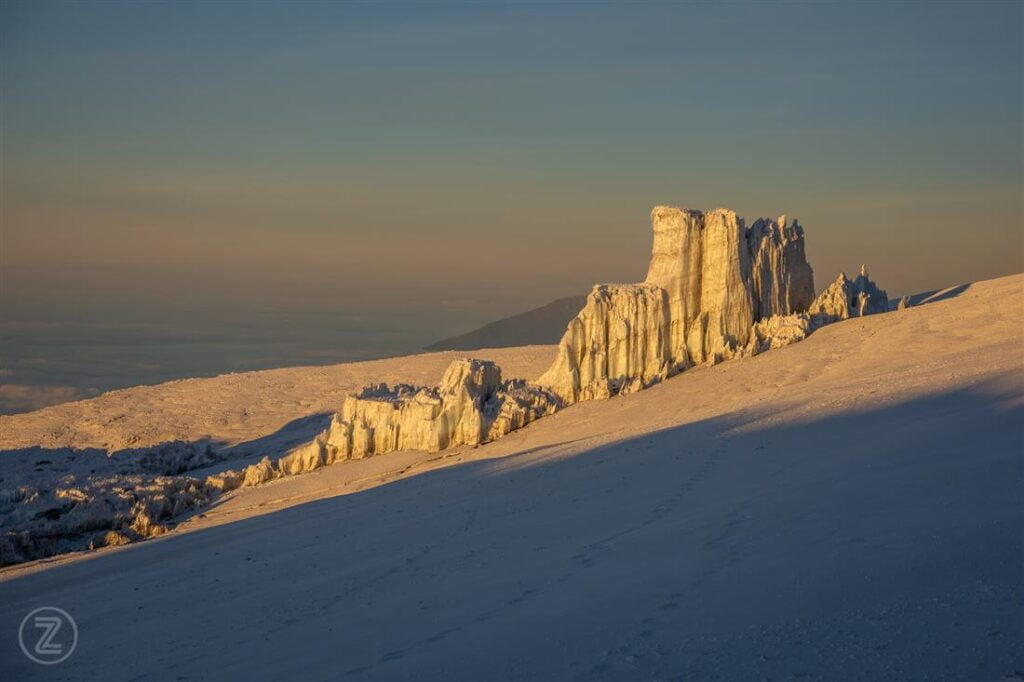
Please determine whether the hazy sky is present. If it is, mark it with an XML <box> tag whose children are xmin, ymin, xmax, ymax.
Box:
<box><xmin>2</xmin><ymin>1</ymin><xmax>1022</xmax><ymax>330</ymax></box>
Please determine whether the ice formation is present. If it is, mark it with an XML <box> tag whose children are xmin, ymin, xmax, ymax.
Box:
<box><xmin>808</xmin><ymin>265</ymin><xmax>890</xmax><ymax>322</ymax></box>
<box><xmin>536</xmin><ymin>284</ymin><xmax>671</xmax><ymax>402</ymax></box>
<box><xmin>539</xmin><ymin>207</ymin><xmax>833</xmax><ymax>403</ymax></box>
<box><xmin>747</xmin><ymin>215</ymin><xmax>817</xmax><ymax>320</ymax></box>
<box><xmin>0</xmin><ymin>204</ymin><xmax>892</xmax><ymax>566</ymax></box>
<box><xmin>192</xmin><ymin>205</ymin><xmax>887</xmax><ymax>477</ymax></box>
<box><xmin>0</xmin><ymin>466</ymin><xmax>217</xmax><ymax>565</ymax></box>
<box><xmin>225</xmin><ymin>359</ymin><xmax>562</xmax><ymax>490</ymax></box>
<box><xmin>323</xmin><ymin>359</ymin><xmax>559</xmax><ymax>458</ymax></box>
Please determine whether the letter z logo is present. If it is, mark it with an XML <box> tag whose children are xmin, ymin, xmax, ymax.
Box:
<box><xmin>33</xmin><ymin>615</ymin><xmax>64</xmax><ymax>655</ymax></box>
<box><xmin>18</xmin><ymin>607</ymin><xmax>78</xmax><ymax>665</ymax></box>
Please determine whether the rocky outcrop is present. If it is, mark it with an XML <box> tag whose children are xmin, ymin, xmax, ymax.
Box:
<box><xmin>808</xmin><ymin>265</ymin><xmax>889</xmax><ymax>322</ymax></box>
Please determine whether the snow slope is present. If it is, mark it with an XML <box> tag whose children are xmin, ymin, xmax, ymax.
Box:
<box><xmin>0</xmin><ymin>346</ymin><xmax>555</xmax><ymax>455</ymax></box>
<box><xmin>0</xmin><ymin>274</ymin><xmax>1021</xmax><ymax>680</ymax></box>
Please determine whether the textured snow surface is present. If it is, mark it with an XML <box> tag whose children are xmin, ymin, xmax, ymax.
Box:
<box><xmin>0</xmin><ymin>273</ymin><xmax>1021</xmax><ymax>680</ymax></box>
<box><xmin>0</xmin><ymin>348</ymin><xmax>556</xmax><ymax>563</ymax></box>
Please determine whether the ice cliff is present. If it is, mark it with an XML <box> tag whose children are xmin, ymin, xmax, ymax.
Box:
<box><xmin>326</xmin><ymin>359</ymin><xmax>559</xmax><ymax>458</ymax></box>
<box><xmin>540</xmin><ymin>207</ymin><xmax>837</xmax><ymax>403</ymax></box>
<box><xmin>534</xmin><ymin>284</ymin><xmax>671</xmax><ymax>402</ymax></box>
<box><xmin>232</xmin><ymin>359</ymin><xmax>561</xmax><ymax>487</ymax></box>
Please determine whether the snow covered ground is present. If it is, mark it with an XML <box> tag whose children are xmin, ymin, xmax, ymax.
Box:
<box><xmin>0</xmin><ymin>274</ymin><xmax>1021</xmax><ymax>680</ymax></box>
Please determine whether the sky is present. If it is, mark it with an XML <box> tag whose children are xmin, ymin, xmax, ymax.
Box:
<box><xmin>1</xmin><ymin>1</ymin><xmax>1022</xmax><ymax>408</ymax></box>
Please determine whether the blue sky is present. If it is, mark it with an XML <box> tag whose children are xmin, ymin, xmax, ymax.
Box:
<box><xmin>2</xmin><ymin>1</ymin><xmax>1021</xmax><ymax>327</ymax></box>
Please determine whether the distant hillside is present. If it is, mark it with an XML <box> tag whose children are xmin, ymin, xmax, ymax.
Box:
<box><xmin>426</xmin><ymin>295</ymin><xmax>586</xmax><ymax>351</ymax></box>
